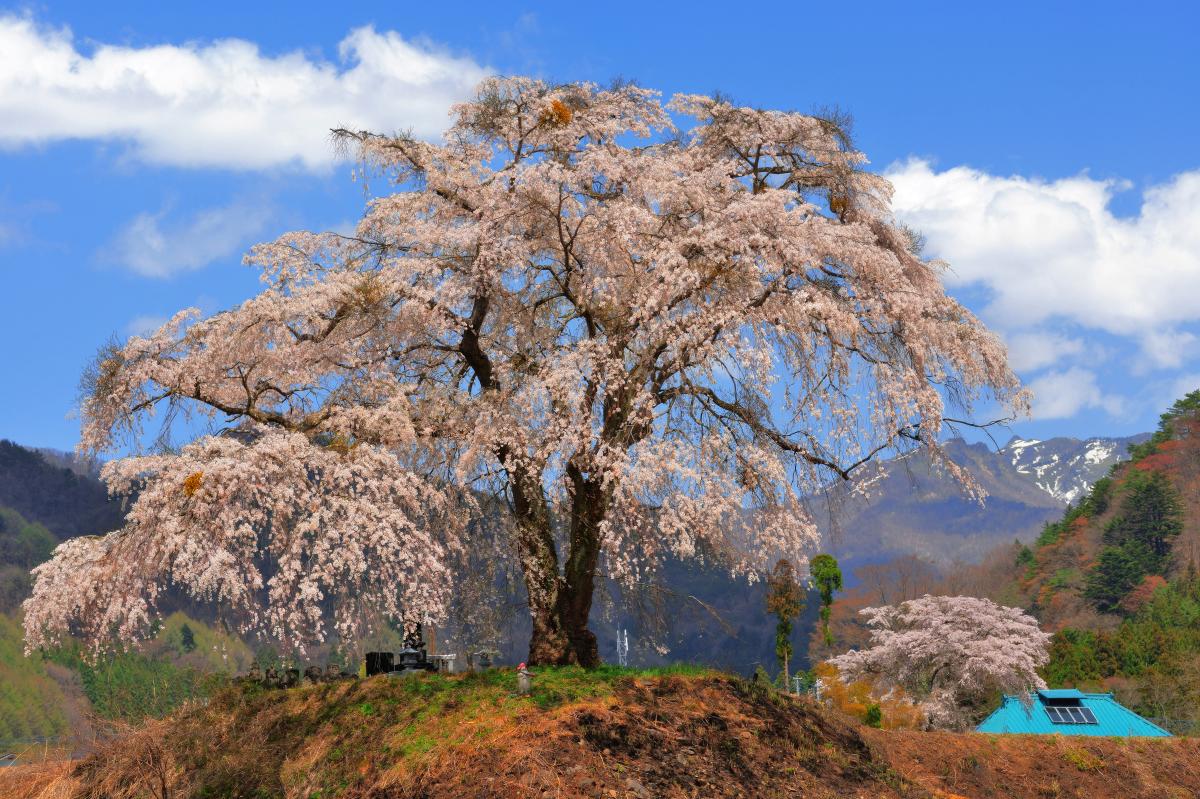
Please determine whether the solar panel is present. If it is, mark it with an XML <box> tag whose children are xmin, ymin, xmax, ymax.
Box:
<box><xmin>1044</xmin><ymin>704</ymin><xmax>1099</xmax><ymax>724</ymax></box>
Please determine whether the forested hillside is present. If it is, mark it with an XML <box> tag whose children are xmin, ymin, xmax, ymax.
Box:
<box><xmin>814</xmin><ymin>390</ymin><xmax>1200</xmax><ymax>733</ymax></box>
<box><xmin>1020</xmin><ymin>391</ymin><xmax>1200</xmax><ymax>731</ymax></box>
<box><xmin>0</xmin><ymin>440</ymin><xmax>124</xmax><ymax>539</ymax></box>
<box><xmin>0</xmin><ymin>507</ymin><xmax>57</xmax><ymax>613</ymax></box>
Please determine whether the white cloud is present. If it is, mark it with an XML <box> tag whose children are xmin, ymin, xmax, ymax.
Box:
<box><xmin>0</xmin><ymin>15</ymin><xmax>489</xmax><ymax>170</ymax></box>
<box><xmin>103</xmin><ymin>199</ymin><xmax>273</xmax><ymax>277</ymax></box>
<box><xmin>1002</xmin><ymin>331</ymin><xmax>1085</xmax><ymax>372</ymax></box>
<box><xmin>1027</xmin><ymin>367</ymin><xmax>1126</xmax><ymax>420</ymax></box>
<box><xmin>126</xmin><ymin>314</ymin><xmax>168</xmax><ymax>337</ymax></box>
<box><xmin>888</xmin><ymin>160</ymin><xmax>1200</xmax><ymax>369</ymax></box>
<box><xmin>1137</xmin><ymin>329</ymin><xmax>1197</xmax><ymax>371</ymax></box>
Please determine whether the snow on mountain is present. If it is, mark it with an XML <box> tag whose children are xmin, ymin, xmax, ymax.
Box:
<box><xmin>814</xmin><ymin>432</ymin><xmax>1150</xmax><ymax>570</ymax></box>
<box><xmin>1000</xmin><ymin>435</ymin><xmax>1143</xmax><ymax>504</ymax></box>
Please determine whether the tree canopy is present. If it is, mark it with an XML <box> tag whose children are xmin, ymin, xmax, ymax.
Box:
<box><xmin>1085</xmin><ymin>469</ymin><xmax>1184</xmax><ymax>612</ymax></box>
<box><xmin>766</xmin><ymin>558</ymin><xmax>805</xmax><ymax>684</ymax></box>
<box><xmin>25</xmin><ymin>77</ymin><xmax>1023</xmax><ymax>665</ymax></box>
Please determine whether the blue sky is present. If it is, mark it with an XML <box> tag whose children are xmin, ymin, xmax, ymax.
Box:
<box><xmin>1</xmin><ymin>1</ymin><xmax>1198</xmax><ymax>452</ymax></box>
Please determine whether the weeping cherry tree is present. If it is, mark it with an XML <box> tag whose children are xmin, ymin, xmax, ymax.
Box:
<box><xmin>24</xmin><ymin>77</ymin><xmax>1024</xmax><ymax>666</ymax></box>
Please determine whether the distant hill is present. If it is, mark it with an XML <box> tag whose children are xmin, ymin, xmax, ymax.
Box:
<box><xmin>815</xmin><ymin>433</ymin><xmax>1147</xmax><ymax>573</ymax></box>
<box><xmin>0</xmin><ymin>440</ymin><xmax>124</xmax><ymax>539</ymax></box>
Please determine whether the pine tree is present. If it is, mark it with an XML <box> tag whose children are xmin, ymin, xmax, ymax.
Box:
<box><xmin>179</xmin><ymin>623</ymin><xmax>196</xmax><ymax>653</ymax></box>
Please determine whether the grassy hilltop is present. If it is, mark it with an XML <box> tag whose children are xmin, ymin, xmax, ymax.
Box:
<box><xmin>6</xmin><ymin>667</ymin><xmax>1200</xmax><ymax>799</ymax></box>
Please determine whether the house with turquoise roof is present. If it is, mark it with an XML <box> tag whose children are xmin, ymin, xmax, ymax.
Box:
<box><xmin>976</xmin><ymin>689</ymin><xmax>1171</xmax><ymax>737</ymax></box>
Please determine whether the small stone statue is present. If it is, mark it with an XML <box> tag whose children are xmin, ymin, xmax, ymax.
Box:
<box><xmin>517</xmin><ymin>662</ymin><xmax>532</xmax><ymax>695</ymax></box>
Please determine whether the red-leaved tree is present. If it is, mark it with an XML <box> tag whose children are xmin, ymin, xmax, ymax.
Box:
<box><xmin>25</xmin><ymin>77</ymin><xmax>1024</xmax><ymax>666</ymax></box>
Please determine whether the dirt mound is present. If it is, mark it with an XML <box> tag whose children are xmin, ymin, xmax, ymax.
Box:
<box><xmin>54</xmin><ymin>669</ymin><xmax>924</xmax><ymax>798</ymax></box>
<box><xmin>410</xmin><ymin>676</ymin><xmax>915</xmax><ymax>798</ymax></box>
<box><xmin>871</xmin><ymin>727</ymin><xmax>1200</xmax><ymax>799</ymax></box>
<box><xmin>22</xmin><ymin>668</ymin><xmax>1200</xmax><ymax>798</ymax></box>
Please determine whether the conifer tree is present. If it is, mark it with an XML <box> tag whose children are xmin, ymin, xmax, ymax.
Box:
<box><xmin>1086</xmin><ymin>470</ymin><xmax>1183</xmax><ymax>612</ymax></box>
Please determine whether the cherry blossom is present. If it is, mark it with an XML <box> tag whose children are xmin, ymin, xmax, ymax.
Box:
<box><xmin>828</xmin><ymin>595</ymin><xmax>1051</xmax><ymax>730</ymax></box>
<box><xmin>25</xmin><ymin>77</ymin><xmax>1024</xmax><ymax>664</ymax></box>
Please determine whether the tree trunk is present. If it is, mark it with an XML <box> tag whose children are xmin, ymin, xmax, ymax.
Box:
<box><xmin>556</xmin><ymin>465</ymin><xmax>605</xmax><ymax>667</ymax></box>
<box><xmin>514</xmin><ymin>464</ymin><xmax>606</xmax><ymax>667</ymax></box>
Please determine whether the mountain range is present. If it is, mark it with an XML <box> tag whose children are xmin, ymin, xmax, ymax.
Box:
<box><xmin>0</xmin><ymin>432</ymin><xmax>1149</xmax><ymax>579</ymax></box>
<box><xmin>816</xmin><ymin>433</ymin><xmax>1148</xmax><ymax>574</ymax></box>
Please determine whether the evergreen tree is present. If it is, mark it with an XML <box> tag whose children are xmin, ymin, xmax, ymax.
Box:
<box><xmin>179</xmin><ymin>623</ymin><xmax>196</xmax><ymax>653</ymax></box>
<box><xmin>810</xmin><ymin>554</ymin><xmax>843</xmax><ymax>647</ymax></box>
<box><xmin>1086</xmin><ymin>470</ymin><xmax>1183</xmax><ymax>612</ymax></box>
<box><xmin>1085</xmin><ymin>543</ymin><xmax>1154</xmax><ymax>612</ymax></box>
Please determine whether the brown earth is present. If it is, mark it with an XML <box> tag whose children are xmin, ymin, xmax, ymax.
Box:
<box><xmin>1</xmin><ymin>673</ymin><xmax>1197</xmax><ymax>799</ymax></box>
<box><xmin>869</xmin><ymin>727</ymin><xmax>1200</xmax><ymax>799</ymax></box>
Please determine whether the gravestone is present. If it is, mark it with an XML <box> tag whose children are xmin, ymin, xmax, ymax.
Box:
<box><xmin>366</xmin><ymin>651</ymin><xmax>395</xmax><ymax>676</ymax></box>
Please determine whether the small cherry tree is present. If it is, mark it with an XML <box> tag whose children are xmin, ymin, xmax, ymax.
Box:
<box><xmin>828</xmin><ymin>594</ymin><xmax>1051</xmax><ymax>730</ymax></box>
<box><xmin>24</xmin><ymin>77</ymin><xmax>1024</xmax><ymax>666</ymax></box>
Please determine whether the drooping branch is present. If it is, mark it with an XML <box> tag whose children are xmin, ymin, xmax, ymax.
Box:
<box><xmin>34</xmin><ymin>77</ymin><xmax>1025</xmax><ymax>664</ymax></box>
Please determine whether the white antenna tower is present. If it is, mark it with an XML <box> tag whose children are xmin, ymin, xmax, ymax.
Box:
<box><xmin>616</xmin><ymin>628</ymin><xmax>629</xmax><ymax>667</ymax></box>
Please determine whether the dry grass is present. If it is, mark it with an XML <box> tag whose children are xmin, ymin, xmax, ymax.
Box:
<box><xmin>870</xmin><ymin>728</ymin><xmax>1200</xmax><ymax>799</ymax></box>
<box><xmin>71</xmin><ymin>717</ymin><xmax>182</xmax><ymax>799</ymax></box>
<box><xmin>64</xmin><ymin>668</ymin><xmax>926</xmax><ymax>799</ymax></box>
<box><xmin>0</xmin><ymin>761</ymin><xmax>78</xmax><ymax>799</ymax></box>
<box><xmin>49</xmin><ymin>669</ymin><xmax>1200</xmax><ymax>799</ymax></box>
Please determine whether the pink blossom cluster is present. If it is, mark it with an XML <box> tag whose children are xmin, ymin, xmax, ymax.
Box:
<box><xmin>25</xmin><ymin>431</ymin><xmax>463</xmax><ymax>654</ymax></box>
<box><xmin>829</xmin><ymin>594</ymin><xmax>1051</xmax><ymax>730</ymax></box>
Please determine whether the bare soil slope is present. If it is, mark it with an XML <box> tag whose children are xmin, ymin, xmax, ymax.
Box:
<box><xmin>3</xmin><ymin>670</ymin><xmax>1198</xmax><ymax>799</ymax></box>
<box><xmin>871</xmin><ymin>727</ymin><xmax>1200</xmax><ymax>799</ymax></box>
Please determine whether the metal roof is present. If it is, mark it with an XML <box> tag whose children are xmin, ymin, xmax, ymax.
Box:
<box><xmin>977</xmin><ymin>692</ymin><xmax>1171</xmax><ymax>737</ymax></box>
<box><xmin>1037</xmin><ymin>688</ymin><xmax>1085</xmax><ymax>700</ymax></box>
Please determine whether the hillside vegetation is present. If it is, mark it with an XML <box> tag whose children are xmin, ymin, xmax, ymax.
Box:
<box><xmin>812</xmin><ymin>390</ymin><xmax>1200</xmax><ymax>733</ymax></box>
<box><xmin>0</xmin><ymin>611</ymin><xmax>250</xmax><ymax>746</ymax></box>
<box><xmin>0</xmin><ymin>613</ymin><xmax>69</xmax><ymax>743</ymax></box>
<box><xmin>0</xmin><ymin>440</ymin><xmax>124</xmax><ymax>540</ymax></box>
<box><xmin>1018</xmin><ymin>391</ymin><xmax>1200</xmax><ymax>731</ymax></box>
<box><xmin>6</xmin><ymin>669</ymin><xmax>1200</xmax><ymax>799</ymax></box>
